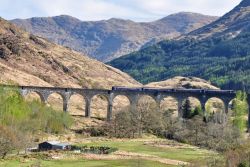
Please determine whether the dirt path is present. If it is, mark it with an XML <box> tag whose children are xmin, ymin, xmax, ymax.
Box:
<box><xmin>82</xmin><ymin>151</ymin><xmax>189</xmax><ymax>166</ymax></box>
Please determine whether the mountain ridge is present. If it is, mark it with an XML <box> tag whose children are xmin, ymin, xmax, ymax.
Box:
<box><xmin>184</xmin><ymin>0</ymin><xmax>250</xmax><ymax>39</ymax></box>
<box><xmin>11</xmin><ymin>12</ymin><xmax>218</xmax><ymax>62</ymax></box>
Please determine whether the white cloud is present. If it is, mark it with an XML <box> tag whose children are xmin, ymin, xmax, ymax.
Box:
<box><xmin>134</xmin><ymin>0</ymin><xmax>241</xmax><ymax>16</ymax></box>
<box><xmin>0</xmin><ymin>0</ymin><xmax>243</xmax><ymax>21</ymax></box>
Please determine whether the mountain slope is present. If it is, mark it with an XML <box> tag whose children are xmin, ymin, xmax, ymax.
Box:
<box><xmin>109</xmin><ymin>0</ymin><xmax>250</xmax><ymax>90</ymax></box>
<box><xmin>0</xmin><ymin>17</ymin><xmax>140</xmax><ymax>89</ymax></box>
<box><xmin>185</xmin><ymin>0</ymin><xmax>250</xmax><ymax>39</ymax></box>
<box><xmin>146</xmin><ymin>76</ymin><xmax>219</xmax><ymax>90</ymax></box>
<box><xmin>11</xmin><ymin>13</ymin><xmax>217</xmax><ymax>62</ymax></box>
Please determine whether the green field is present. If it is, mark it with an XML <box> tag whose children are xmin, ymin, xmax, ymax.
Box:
<box><xmin>82</xmin><ymin>139</ymin><xmax>215</xmax><ymax>162</ymax></box>
<box><xmin>0</xmin><ymin>138</ymin><xmax>217</xmax><ymax>167</ymax></box>
<box><xmin>0</xmin><ymin>159</ymin><xmax>176</xmax><ymax>167</ymax></box>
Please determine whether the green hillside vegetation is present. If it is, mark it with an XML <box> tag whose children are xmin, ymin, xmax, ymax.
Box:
<box><xmin>232</xmin><ymin>91</ymin><xmax>248</xmax><ymax>133</ymax></box>
<box><xmin>0</xmin><ymin>87</ymin><xmax>72</xmax><ymax>158</ymax></box>
<box><xmin>109</xmin><ymin>32</ymin><xmax>250</xmax><ymax>90</ymax></box>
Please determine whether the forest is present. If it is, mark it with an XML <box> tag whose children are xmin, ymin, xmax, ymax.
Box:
<box><xmin>109</xmin><ymin>32</ymin><xmax>250</xmax><ymax>90</ymax></box>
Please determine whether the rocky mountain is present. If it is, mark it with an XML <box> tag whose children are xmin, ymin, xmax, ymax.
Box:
<box><xmin>0</xmin><ymin>17</ymin><xmax>140</xmax><ymax>89</ymax></box>
<box><xmin>11</xmin><ymin>13</ymin><xmax>217</xmax><ymax>62</ymax></box>
<box><xmin>109</xmin><ymin>0</ymin><xmax>250</xmax><ymax>90</ymax></box>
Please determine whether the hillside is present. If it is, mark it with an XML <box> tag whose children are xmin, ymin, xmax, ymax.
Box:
<box><xmin>109</xmin><ymin>0</ymin><xmax>250</xmax><ymax>90</ymax></box>
<box><xmin>0</xmin><ymin>17</ymin><xmax>140</xmax><ymax>89</ymax></box>
<box><xmin>145</xmin><ymin>76</ymin><xmax>219</xmax><ymax>90</ymax></box>
<box><xmin>11</xmin><ymin>13</ymin><xmax>217</xmax><ymax>62</ymax></box>
<box><xmin>185</xmin><ymin>0</ymin><xmax>250</xmax><ymax>39</ymax></box>
<box><xmin>0</xmin><ymin>17</ymin><xmax>143</xmax><ymax>128</ymax></box>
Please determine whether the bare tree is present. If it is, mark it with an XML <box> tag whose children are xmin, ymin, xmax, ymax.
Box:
<box><xmin>0</xmin><ymin>125</ymin><xmax>18</xmax><ymax>159</ymax></box>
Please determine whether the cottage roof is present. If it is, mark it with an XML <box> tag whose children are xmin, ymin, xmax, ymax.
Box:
<box><xmin>45</xmin><ymin>141</ymin><xmax>60</xmax><ymax>145</ymax></box>
<box><xmin>40</xmin><ymin>141</ymin><xmax>70</xmax><ymax>146</ymax></box>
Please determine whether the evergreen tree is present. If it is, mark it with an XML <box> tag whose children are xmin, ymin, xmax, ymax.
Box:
<box><xmin>182</xmin><ymin>99</ymin><xmax>192</xmax><ymax>119</ymax></box>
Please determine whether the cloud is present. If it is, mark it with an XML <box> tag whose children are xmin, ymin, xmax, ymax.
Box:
<box><xmin>0</xmin><ymin>0</ymin><xmax>242</xmax><ymax>21</ymax></box>
<box><xmin>132</xmin><ymin>0</ymin><xmax>241</xmax><ymax>16</ymax></box>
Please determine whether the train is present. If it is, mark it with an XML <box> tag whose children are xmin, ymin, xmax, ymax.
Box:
<box><xmin>111</xmin><ymin>86</ymin><xmax>235</xmax><ymax>94</ymax></box>
<box><xmin>112</xmin><ymin>86</ymin><xmax>143</xmax><ymax>91</ymax></box>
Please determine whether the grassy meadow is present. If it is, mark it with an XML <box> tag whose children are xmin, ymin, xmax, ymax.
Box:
<box><xmin>0</xmin><ymin>138</ymin><xmax>217</xmax><ymax>167</ymax></box>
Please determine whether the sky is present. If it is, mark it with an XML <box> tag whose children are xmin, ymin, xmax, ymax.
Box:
<box><xmin>0</xmin><ymin>0</ymin><xmax>242</xmax><ymax>22</ymax></box>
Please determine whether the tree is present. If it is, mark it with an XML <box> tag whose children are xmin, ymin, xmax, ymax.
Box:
<box><xmin>182</xmin><ymin>98</ymin><xmax>192</xmax><ymax>119</ymax></box>
<box><xmin>192</xmin><ymin>106</ymin><xmax>203</xmax><ymax>118</ymax></box>
<box><xmin>136</xmin><ymin>98</ymin><xmax>163</xmax><ymax>137</ymax></box>
<box><xmin>182</xmin><ymin>98</ymin><xmax>202</xmax><ymax>119</ymax></box>
<box><xmin>106</xmin><ymin>98</ymin><xmax>166</xmax><ymax>138</ymax></box>
<box><xmin>232</xmin><ymin>91</ymin><xmax>248</xmax><ymax>133</ymax></box>
<box><xmin>106</xmin><ymin>109</ymin><xmax>138</xmax><ymax>138</ymax></box>
<box><xmin>0</xmin><ymin>125</ymin><xmax>18</xmax><ymax>159</ymax></box>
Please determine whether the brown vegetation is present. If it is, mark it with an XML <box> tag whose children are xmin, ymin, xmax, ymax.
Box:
<box><xmin>0</xmin><ymin>17</ymin><xmax>141</xmax><ymax>89</ymax></box>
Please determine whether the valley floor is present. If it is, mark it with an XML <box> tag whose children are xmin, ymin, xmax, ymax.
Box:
<box><xmin>0</xmin><ymin>137</ymin><xmax>217</xmax><ymax>167</ymax></box>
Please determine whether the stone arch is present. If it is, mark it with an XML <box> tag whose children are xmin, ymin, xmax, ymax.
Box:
<box><xmin>68</xmin><ymin>93</ymin><xmax>86</xmax><ymax>116</ymax></box>
<box><xmin>205</xmin><ymin>97</ymin><xmax>226</xmax><ymax>113</ymax></box>
<box><xmin>23</xmin><ymin>91</ymin><xmax>45</xmax><ymax>102</ymax></box>
<box><xmin>90</xmin><ymin>94</ymin><xmax>109</xmax><ymax>120</ymax></box>
<box><xmin>205</xmin><ymin>97</ymin><xmax>227</xmax><ymax>123</ymax></box>
<box><xmin>47</xmin><ymin>92</ymin><xmax>65</xmax><ymax>112</ymax></box>
<box><xmin>137</xmin><ymin>95</ymin><xmax>158</xmax><ymax>112</ymax></box>
<box><xmin>160</xmin><ymin>96</ymin><xmax>178</xmax><ymax>117</ymax></box>
<box><xmin>112</xmin><ymin>95</ymin><xmax>131</xmax><ymax>115</ymax></box>
<box><xmin>181</xmin><ymin>96</ymin><xmax>202</xmax><ymax>119</ymax></box>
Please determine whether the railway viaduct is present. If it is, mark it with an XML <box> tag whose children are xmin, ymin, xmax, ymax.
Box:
<box><xmin>3</xmin><ymin>85</ymin><xmax>250</xmax><ymax>127</ymax></box>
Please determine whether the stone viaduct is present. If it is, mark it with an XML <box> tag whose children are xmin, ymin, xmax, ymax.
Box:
<box><xmin>2</xmin><ymin>85</ymin><xmax>250</xmax><ymax>127</ymax></box>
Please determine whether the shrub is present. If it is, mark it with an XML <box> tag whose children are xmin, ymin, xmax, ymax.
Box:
<box><xmin>0</xmin><ymin>125</ymin><xmax>18</xmax><ymax>158</ymax></box>
<box><xmin>88</xmin><ymin>126</ymin><xmax>107</xmax><ymax>137</ymax></box>
<box><xmin>0</xmin><ymin>87</ymin><xmax>73</xmax><ymax>158</ymax></box>
<box><xmin>71</xmin><ymin>145</ymin><xmax>118</xmax><ymax>154</ymax></box>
